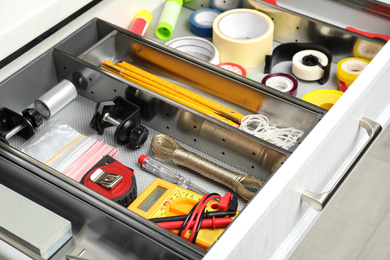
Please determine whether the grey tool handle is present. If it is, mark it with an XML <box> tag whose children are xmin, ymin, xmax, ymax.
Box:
<box><xmin>301</xmin><ymin>117</ymin><xmax>382</xmax><ymax>211</ymax></box>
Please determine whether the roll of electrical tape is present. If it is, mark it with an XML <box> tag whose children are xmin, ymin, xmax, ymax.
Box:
<box><xmin>339</xmin><ymin>81</ymin><xmax>350</xmax><ymax>92</ymax></box>
<box><xmin>190</xmin><ymin>8</ymin><xmax>221</xmax><ymax>38</ymax></box>
<box><xmin>213</xmin><ymin>9</ymin><xmax>274</xmax><ymax>68</ymax></box>
<box><xmin>302</xmin><ymin>89</ymin><xmax>343</xmax><ymax>110</ymax></box>
<box><xmin>292</xmin><ymin>50</ymin><xmax>329</xmax><ymax>81</ymax></box>
<box><xmin>336</xmin><ymin>57</ymin><xmax>369</xmax><ymax>85</ymax></box>
<box><xmin>34</xmin><ymin>79</ymin><xmax>78</xmax><ymax>119</ymax></box>
<box><xmin>165</xmin><ymin>36</ymin><xmax>220</xmax><ymax>64</ymax></box>
<box><xmin>217</xmin><ymin>62</ymin><xmax>248</xmax><ymax>78</ymax></box>
<box><xmin>353</xmin><ymin>39</ymin><xmax>383</xmax><ymax>61</ymax></box>
<box><xmin>210</xmin><ymin>0</ymin><xmax>243</xmax><ymax>12</ymax></box>
<box><xmin>261</xmin><ymin>73</ymin><xmax>298</xmax><ymax>96</ymax></box>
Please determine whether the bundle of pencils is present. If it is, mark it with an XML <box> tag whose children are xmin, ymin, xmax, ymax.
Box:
<box><xmin>101</xmin><ymin>60</ymin><xmax>244</xmax><ymax>127</ymax></box>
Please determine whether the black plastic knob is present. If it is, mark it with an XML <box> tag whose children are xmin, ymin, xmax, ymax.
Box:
<box><xmin>128</xmin><ymin>124</ymin><xmax>149</xmax><ymax>149</ymax></box>
<box><xmin>22</xmin><ymin>108</ymin><xmax>43</xmax><ymax>129</ymax></box>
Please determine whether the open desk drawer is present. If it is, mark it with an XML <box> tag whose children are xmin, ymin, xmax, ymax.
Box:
<box><xmin>1</xmin><ymin>1</ymin><xmax>390</xmax><ymax>259</ymax></box>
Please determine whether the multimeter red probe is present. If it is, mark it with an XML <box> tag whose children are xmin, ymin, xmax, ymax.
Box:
<box><xmin>177</xmin><ymin>193</ymin><xmax>221</xmax><ymax>244</ymax></box>
<box><xmin>188</xmin><ymin>194</ymin><xmax>221</xmax><ymax>243</ymax></box>
<box><xmin>149</xmin><ymin>193</ymin><xmax>238</xmax><ymax>223</ymax></box>
<box><xmin>157</xmin><ymin>217</ymin><xmax>232</xmax><ymax>230</ymax></box>
<box><xmin>150</xmin><ymin>210</ymin><xmax>237</xmax><ymax>223</ymax></box>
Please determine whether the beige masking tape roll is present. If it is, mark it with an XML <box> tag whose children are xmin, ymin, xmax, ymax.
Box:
<box><xmin>213</xmin><ymin>9</ymin><xmax>274</xmax><ymax>68</ymax></box>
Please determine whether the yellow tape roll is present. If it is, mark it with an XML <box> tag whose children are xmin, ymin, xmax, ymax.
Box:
<box><xmin>302</xmin><ymin>89</ymin><xmax>343</xmax><ymax>110</ymax></box>
<box><xmin>336</xmin><ymin>57</ymin><xmax>369</xmax><ymax>85</ymax></box>
<box><xmin>353</xmin><ymin>39</ymin><xmax>383</xmax><ymax>61</ymax></box>
<box><xmin>212</xmin><ymin>9</ymin><xmax>274</xmax><ymax>68</ymax></box>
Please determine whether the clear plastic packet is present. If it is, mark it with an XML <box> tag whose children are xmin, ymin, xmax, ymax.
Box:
<box><xmin>63</xmin><ymin>140</ymin><xmax>118</xmax><ymax>182</ymax></box>
<box><xmin>20</xmin><ymin>121</ymin><xmax>83</xmax><ymax>163</ymax></box>
<box><xmin>46</xmin><ymin>136</ymin><xmax>96</xmax><ymax>172</ymax></box>
<box><xmin>20</xmin><ymin>121</ymin><xmax>118</xmax><ymax>182</ymax></box>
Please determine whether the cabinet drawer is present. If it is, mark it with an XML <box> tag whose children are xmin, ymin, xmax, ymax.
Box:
<box><xmin>1</xmin><ymin>1</ymin><xmax>390</xmax><ymax>259</ymax></box>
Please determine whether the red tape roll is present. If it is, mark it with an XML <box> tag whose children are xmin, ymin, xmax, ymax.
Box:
<box><xmin>339</xmin><ymin>80</ymin><xmax>350</xmax><ymax>92</ymax></box>
<box><xmin>217</xmin><ymin>62</ymin><xmax>247</xmax><ymax>77</ymax></box>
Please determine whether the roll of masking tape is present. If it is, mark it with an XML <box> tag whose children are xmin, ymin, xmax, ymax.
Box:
<box><xmin>210</xmin><ymin>0</ymin><xmax>243</xmax><ymax>12</ymax></box>
<box><xmin>166</xmin><ymin>36</ymin><xmax>220</xmax><ymax>64</ymax></box>
<box><xmin>353</xmin><ymin>39</ymin><xmax>383</xmax><ymax>61</ymax></box>
<box><xmin>261</xmin><ymin>73</ymin><xmax>298</xmax><ymax>96</ymax></box>
<box><xmin>190</xmin><ymin>8</ymin><xmax>221</xmax><ymax>38</ymax></box>
<box><xmin>217</xmin><ymin>62</ymin><xmax>249</xmax><ymax>78</ymax></box>
<box><xmin>292</xmin><ymin>50</ymin><xmax>328</xmax><ymax>81</ymax></box>
<box><xmin>302</xmin><ymin>89</ymin><xmax>343</xmax><ymax>110</ymax></box>
<box><xmin>213</xmin><ymin>9</ymin><xmax>274</xmax><ymax>68</ymax></box>
<box><xmin>336</xmin><ymin>57</ymin><xmax>369</xmax><ymax>85</ymax></box>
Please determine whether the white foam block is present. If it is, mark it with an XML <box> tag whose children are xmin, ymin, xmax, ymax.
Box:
<box><xmin>0</xmin><ymin>184</ymin><xmax>72</xmax><ymax>259</ymax></box>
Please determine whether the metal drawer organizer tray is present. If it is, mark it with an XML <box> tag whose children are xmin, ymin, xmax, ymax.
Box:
<box><xmin>0</xmin><ymin>4</ymin><xmax>384</xmax><ymax>259</ymax></box>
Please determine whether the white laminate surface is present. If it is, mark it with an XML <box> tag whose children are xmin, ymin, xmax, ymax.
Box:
<box><xmin>0</xmin><ymin>0</ymin><xmax>94</xmax><ymax>60</ymax></box>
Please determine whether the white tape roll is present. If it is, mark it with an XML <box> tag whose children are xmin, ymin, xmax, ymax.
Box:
<box><xmin>165</xmin><ymin>36</ymin><xmax>220</xmax><ymax>64</ymax></box>
<box><xmin>213</xmin><ymin>9</ymin><xmax>274</xmax><ymax>68</ymax></box>
<box><xmin>292</xmin><ymin>50</ymin><xmax>328</xmax><ymax>81</ymax></box>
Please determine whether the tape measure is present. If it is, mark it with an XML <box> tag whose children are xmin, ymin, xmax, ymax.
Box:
<box><xmin>81</xmin><ymin>155</ymin><xmax>137</xmax><ymax>207</ymax></box>
<box><xmin>128</xmin><ymin>178</ymin><xmax>234</xmax><ymax>249</ymax></box>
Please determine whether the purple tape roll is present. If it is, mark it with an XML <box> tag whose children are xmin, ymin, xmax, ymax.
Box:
<box><xmin>261</xmin><ymin>73</ymin><xmax>298</xmax><ymax>96</ymax></box>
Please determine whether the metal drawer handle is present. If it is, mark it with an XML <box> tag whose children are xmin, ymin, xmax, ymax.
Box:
<box><xmin>301</xmin><ymin>117</ymin><xmax>382</xmax><ymax>211</ymax></box>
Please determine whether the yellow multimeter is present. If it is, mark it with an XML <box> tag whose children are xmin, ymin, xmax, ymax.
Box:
<box><xmin>128</xmin><ymin>178</ymin><xmax>234</xmax><ymax>249</ymax></box>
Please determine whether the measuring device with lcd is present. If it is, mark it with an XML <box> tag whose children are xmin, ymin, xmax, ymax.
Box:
<box><xmin>128</xmin><ymin>178</ymin><xmax>237</xmax><ymax>249</ymax></box>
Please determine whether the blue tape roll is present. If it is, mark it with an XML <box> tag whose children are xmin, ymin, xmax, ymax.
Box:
<box><xmin>190</xmin><ymin>8</ymin><xmax>221</xmax><ymax>38</ymax></box>
<box><xmin>209</xmin><ymin>0</ymin><xmax>243</xmax><ymax>12</ymax></box>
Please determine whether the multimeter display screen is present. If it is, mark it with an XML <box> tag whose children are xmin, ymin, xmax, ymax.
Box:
<box><xmin>138</xmin><ymin>186</ymin><xmax>167</xmax><ymax>212</ymax></box>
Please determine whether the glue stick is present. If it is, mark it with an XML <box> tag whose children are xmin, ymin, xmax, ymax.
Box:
<box><xmin>156</xmin><ymin>0</ymin><xmax>183</xmax><ymax>40</ymax></box>
<box><xmin>129</xmin><ymin>10</ymin><xmax>152</xmax><ymax>36</ymax></box>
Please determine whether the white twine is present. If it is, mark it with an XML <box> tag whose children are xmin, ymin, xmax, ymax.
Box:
<box><xmin>239</xmin><ymin>114</ymin><xmax>304</xmax><ymax>150</ymax></box>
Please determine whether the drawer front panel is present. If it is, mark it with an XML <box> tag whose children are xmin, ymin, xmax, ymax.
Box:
<box><xmin>204</xmin><ymin>42</ymin><xmax>390</xmax><ymax>259</ymax></box>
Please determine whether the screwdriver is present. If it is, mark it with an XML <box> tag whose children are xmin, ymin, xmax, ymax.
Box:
<box><xmin>138</xmin><ymin>155</ymin><xmax>208</xmax><ymax>196</ymax></box>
